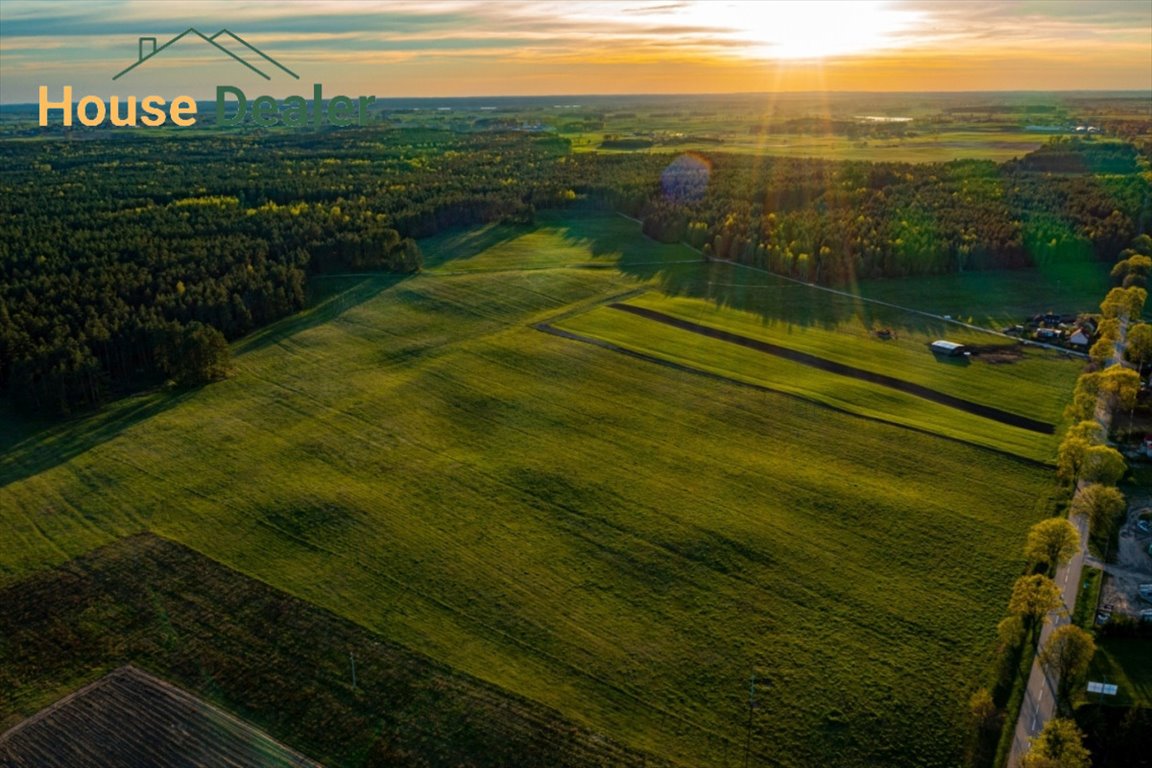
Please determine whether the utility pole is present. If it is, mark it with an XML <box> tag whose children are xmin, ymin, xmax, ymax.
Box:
<box><xmin>743</xmin><ymin>675</ymin><xmax>756</xmax><ymax>768</ymax></box>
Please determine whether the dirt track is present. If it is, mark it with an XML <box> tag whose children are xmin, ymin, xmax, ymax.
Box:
<box><xmin>607</xmin><ymin>303</ymin><xmax>1055</xmax><ymax>435</ymax></box>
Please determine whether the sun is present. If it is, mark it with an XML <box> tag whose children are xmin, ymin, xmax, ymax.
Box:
<box><xmin>679</xmin><ymin>0</ymin><xmax>927</xmax><ymax>60</ymax></box>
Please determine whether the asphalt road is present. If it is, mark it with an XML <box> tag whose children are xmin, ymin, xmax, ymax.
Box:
<box><xmin>1008</xmin><ymin>511</ymin><xmax>1091</xmax><ymax>765</ymax></box>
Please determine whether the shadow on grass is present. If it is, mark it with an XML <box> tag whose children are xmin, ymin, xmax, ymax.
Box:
<box><xmin>0</xmin><ymin>389</ymin><xmax>197</xmax><ymax>489</ymax></box>
<box><xmin>420</xmin><ymin>210</ymin><xmax>677</xmax><ymax>272</ymax></box>
<box><xmin>233</xmin><ymin>272</ymin><xmax>407</xmax><ymax>357</ymax></box>
<box><xmin>930</xmin><ymin>351</ymin><xmax>973</xmax><ymax>367</ymax></box>
<box><xmin>418</xmin><ymin>211</ymin><xmax>1010</xmax><ymax>340</ymax></box>
<box><xmin>546</xmin><ymin>212</ymin><xmax>1108</xmax><ymax>340</ymax></box>
<box><xmin>571</xmin><ymin>221</ymin><xmax>941</xmax><ymax>335</ymax></box>
<box><xmin>511</xmin><ymin>213</ymin><xmax>930</xmax><ymax>333</ymax></box>
<box><xmin>420</xmin><ymin>222</ymin><xmax>531</xmax><ymax>269</ymax></box>
<box><xmin>1</xmin><ymin>272</ymin><xmax>404</xmax><ymax>488</ymax></box>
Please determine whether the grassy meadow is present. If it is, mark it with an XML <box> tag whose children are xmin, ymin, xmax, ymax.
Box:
<box><xmin>1</xmin><ymin>214</ymin><xmax>1069</xmax><ymax>767</ymax></box>
<box><xmin>551</xmin><ymin>290</ymin><xmax>1083</xmax><ymax>461</ymax></box>
<box><xmin>1086</xmin><ymin>637</ymin><xmax>1152</xmax><ymax>709</ymax></box>
<box><xmin>855</xmin><ymin>264</ymin><xmax>1112</xmax><ymax>327</ymax></box>
<box><xmin>554</xmin><ymin>304</ymin><xmax>1060</xmax><ymax>461</ymax></box>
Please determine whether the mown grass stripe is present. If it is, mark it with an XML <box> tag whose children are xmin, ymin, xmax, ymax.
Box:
<box><xmin>609</xmin><ymin>302</ymin><xmax>1054</xmax><ymax>434</ymax></box>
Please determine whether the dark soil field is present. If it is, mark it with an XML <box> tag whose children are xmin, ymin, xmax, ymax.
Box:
<box><xmin>0</xmin><ymin>534</ymin><xmax>667</xmax><ymax>768</ymax></box>
<box><xmin>0</xmin><ymin>666</ymin><xmax>323</xmax><ymax>768</ymax></box>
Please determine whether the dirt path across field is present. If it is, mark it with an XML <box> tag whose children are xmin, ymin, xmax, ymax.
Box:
<box><xmin>607</xmin><ymin>303</ymin><xmax>1054</xmax><ymax>435</ymax></box>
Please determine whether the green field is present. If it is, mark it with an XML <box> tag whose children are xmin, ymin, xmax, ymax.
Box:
<box><xmin>552</xmin><ymin>289</ymin><xmax>1080</xmax><ymax>460</ymax></box>
<box><xmin>1</xmin><ymin>214</ymin><xmax>1062</xmax><ymax>767</ymax></box>
<box><xmin>855</xmin><ymin>265</ymin><xmax>1111</xmax><ymax>326</ymax></box>
<box><xmin>419</xmin><ymin>213</ymin><xmax>703</xmax><ymax>273</ymax></box>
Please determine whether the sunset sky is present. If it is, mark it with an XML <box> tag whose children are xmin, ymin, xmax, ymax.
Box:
<box><xmin>1</xmin><ymin>0</ymin><xmax>1149</xmax><ymax>101</ymax></box>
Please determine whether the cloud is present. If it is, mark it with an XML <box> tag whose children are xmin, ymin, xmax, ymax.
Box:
<box><xmin>0</xmin><ymin>0</ymin><xmax>1148</xmax><ymax>100</ymax></box>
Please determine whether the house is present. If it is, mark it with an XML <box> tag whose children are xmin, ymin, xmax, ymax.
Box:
<box><xmin>1027</xmin><ymin>312</ymin><xmax>1063</xmax><ymax>328</ymax></box>
<box><xmin>1035</xmin><ymin>327</ymin><xmax>1062</xmax><ymax>341</ymax></box>
<box><xmin>929</xmin><ymin>340</ymin><xmax>969</xmax><ymax>357</ymax></box>
<box><xmin>1068</xmin><ymin>328</ymin><xmax>1092</xmax><ymax>347</ymax></box>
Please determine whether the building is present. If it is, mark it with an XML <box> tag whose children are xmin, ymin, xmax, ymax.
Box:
<box><xmin>929</xmin><ymin>340</ymin><xmax>969</xmax><ymax>356</ymax></box>
<box><xmin>1069</xmin><ymin>328</ymin><xmax>1092</xmax><ymax>347</ymax></box>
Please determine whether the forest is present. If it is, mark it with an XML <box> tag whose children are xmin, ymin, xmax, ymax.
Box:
<box><xmin>0</xmin><ymin>129</ymin><xmax>1148</xmax><ymax>415</ymax></box>
<box><xmin>639</xmin><ymin>140</ymin><xmax>1148</xmax><ymax>282</ymax></box>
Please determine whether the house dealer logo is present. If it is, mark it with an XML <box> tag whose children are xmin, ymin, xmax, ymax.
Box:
<box><xmin>112</xmin><ymin>28</ymin><xmax>300</xmax><ymax>82</ymax></box>
<box><xmin>38</xmin><ymin>28</ymin><xmax>375</xmax><ymax>128</ymax></box>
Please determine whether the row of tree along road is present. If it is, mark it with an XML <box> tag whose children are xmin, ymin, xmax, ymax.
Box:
<box><xmin>970</xmin><ymin>271</ymin><xmax>1149</xmax><ymax>768</ymax></box>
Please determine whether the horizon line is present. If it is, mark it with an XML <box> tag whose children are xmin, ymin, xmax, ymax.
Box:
<box><xmin>4</xmin><ymin>87</ymin><xmax>1152</xmax><ymax>106</ymax></box>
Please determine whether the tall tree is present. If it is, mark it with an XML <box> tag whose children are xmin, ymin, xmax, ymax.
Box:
<box><xmin>1079</xmin><ymin>444</ymin><xmax>1127</xmax><ymax>485</ymax></box>
<box><xmin>1020</xmin><ymin>718</ymin><xmax>1090</xmax><ymax>768</ymax></box>
<box><xmin>1111</xmin><ymin>252</ymin><xmax>1152</xmax><ymax>288</ymax></box>
<box><xmin>1124</xmin><ymin>322</ymin><xmax>1152</xmax><ymax>369</ymax></box>
<box><xmin>1063</xmin><ymin>378</ymin><xmax>1101</xmax><ymax>424</ymax></box>
<box><xmin>1023</xmin><ymin>518</ymin><xmax>1080</xmax><ymax>573</ymax></box>
<box><xmin>1070</xmin><ymin>484</ymin><xmax>1126</xmax><ymax>536</ymax></box>
<box><xmin>1096</xmin><ymin>364</ymin><xmax>1140</xmax><ymax>413</ymax></box>
<box><xmin>1056</xmin><ymin>432</ymin><xmax>1093</xmax><ymax>483</ymax></box>
<box><xmin>156</xmin><ymin>322</ymin><xmax>231</xmax><ymax>386</ymax></box>
<box><xmin>1100</xmin><ymin>286</ymin><xmax>1147</xmax><ymax>320</ymax></box>
<box><xmin>1008</xmin><ymin>574</ymin><xmax>1064</xmax><ymax>629</ymax></box>
<box><xmin>1038</xmin><ymin>626</ymin><xmax>1096</xmax><ymax>713</ymax></box>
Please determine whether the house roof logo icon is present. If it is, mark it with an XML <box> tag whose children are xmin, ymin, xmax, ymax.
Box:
<box><xmin>113</xmin><ymin>28</ymin><xmax>300</xmax><ymax>81</ymax></box>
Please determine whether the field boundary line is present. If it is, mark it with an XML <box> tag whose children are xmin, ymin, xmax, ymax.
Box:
<box><xmin>1</xmin><ymin>668</ymin><xmax>116</xmax><ymax>742</ymax></box>
<box><xmin>535</xmin><ymin>322</ymin><xmax>1050</xmax><ymax>468</ymax></box>
<box><xmin>533</xmin><ymin>286</ymin><xmax>653</xmax><ymax>327</ymax></box>
<box><xmin>607</xmin><ymin>303</ymin><xmax>1054</xmax><ymax>434</ymax></box>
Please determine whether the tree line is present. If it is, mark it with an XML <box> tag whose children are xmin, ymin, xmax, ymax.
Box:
<box><xmin>638</xmin><ymin>140</ymin><xmax>1147</xmax><ymax>284</ymax></box>
<box><xmin>0</xmin><ymin>129</ymin><xmax>583</xmax><ymax>413</ymax></box>
<box><xmin>2</xmin><ymin>131</ymin><xmax>1148</xmax><ymax>415</ymax></box>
